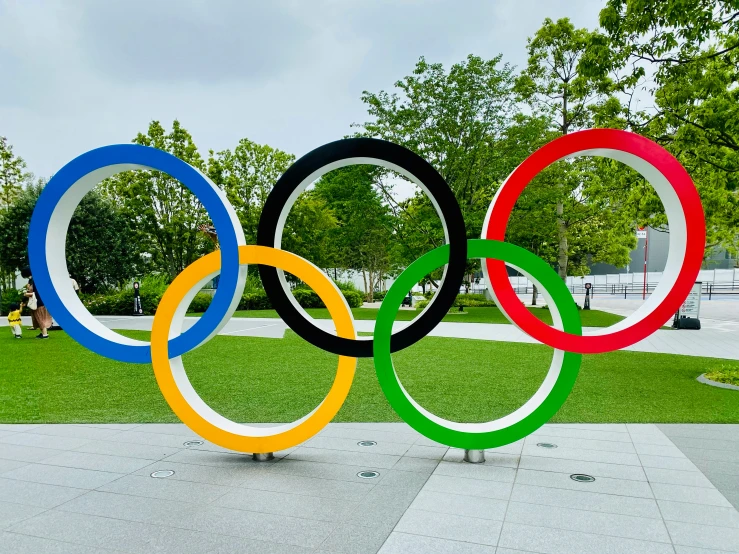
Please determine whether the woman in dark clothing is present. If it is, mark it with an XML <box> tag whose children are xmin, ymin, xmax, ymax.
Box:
<box><xmin>25</xmin><ymin>279</ymin><xmax>51</xmax><ymax>339</ymax></box>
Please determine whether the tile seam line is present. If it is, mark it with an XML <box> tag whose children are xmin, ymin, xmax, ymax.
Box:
<box><xmin>385</xmin><ymin>529</ymin><xmax>500</xmax><ymax>548</ymax></box>
<box><xmin>1</xmin><ymin>529</ymin><xmax>132</xmax><ymax>554</ymax></box>
<box><xmin>505</xmin><ymin>498</ymin><xmax>663</xmax><ymax>521</ymax></box>
<box><xmin>628</xmin><ymin>423</ymin><xmax>679</xmax><ymax>554</ymax></box>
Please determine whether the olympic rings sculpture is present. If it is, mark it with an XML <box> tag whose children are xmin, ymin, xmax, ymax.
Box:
<box><xmin>28</xmin><ymin>129</ymin><xmax>705</xmax><ymax>453</ymax></box>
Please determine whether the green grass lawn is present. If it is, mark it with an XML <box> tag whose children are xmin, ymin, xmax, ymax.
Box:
<box><xmin>206</xmin><ymin>306</ymin><xmax>627</xmax><ymax>327</ymax></box>
<box><xmin>2</xmin><ymin>329</ymin><xmax>737</xmax><ymax>424</ymax></box>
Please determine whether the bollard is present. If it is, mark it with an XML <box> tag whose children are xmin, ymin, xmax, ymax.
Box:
<box><xmin>464</xmin><ymin>449</ymin><xmax>485</xmax><ymax>463</ymax></box>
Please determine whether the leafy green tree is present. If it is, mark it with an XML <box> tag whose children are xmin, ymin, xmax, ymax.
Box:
<box><xmin>314</xmin><ymin>166</ymin><xmax>396</xmax><ymax>301</ymax></box>
<box><xmin>356</xmin><ymin>55</ymin><xmax>520</xmax><ymax>240</ymax></box>
<box><xmin>102</xmin><ymin>120</ymin><xmax>212</xmax><ymax>278</ymax></box>
<box><xmin>598</xmin><ymin>0</ymin><xmax>739</xmax><ymax>260</ymax></box>
<box><xmin>0</xmin><ymin>136</ymin><xmax>27</xmax><ymax>213</ymax></box>
<box><xmin>0</xmin><ymin>184</ymin><xmax>139</xmax><ymax>292</ymax></box>
<box><xmin>515</xmin><ymin>17</ymin><xmax>621</xmax><ymax>280</ymax></box>
<box><xmin>282</xmin><ymin>191</ymin><xmax>338</xmax><ymax>273</ymax></box>
<box><xmin>207</xmin><ymin>138</ymin><xmax>295</xmax><ymax>244</ymax></box>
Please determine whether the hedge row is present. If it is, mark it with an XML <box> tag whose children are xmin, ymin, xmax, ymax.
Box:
<box><xmin>414</xmin><ymin>293</ymin><xmax>497</xmax><ymax>311</ymax></box>
<box><xmin>79</xmin><ymin>286</ymin><xmax>363</xmax><ymax>316</ymax></box>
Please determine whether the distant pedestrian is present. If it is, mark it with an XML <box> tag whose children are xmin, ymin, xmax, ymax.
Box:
<box><xmin>25</xmin><ymin>279</ymin><xmax>51</xmax><ymax>339</ymax></box>
<box><xmin>7</xmin><ymin>301</ymin><xmax>24</xmax><ymax>338</ymax></box>
<box><xmin>70</xmin><ymin>274</ymin><xmax>80</xmax><ymax>295</ymax></box>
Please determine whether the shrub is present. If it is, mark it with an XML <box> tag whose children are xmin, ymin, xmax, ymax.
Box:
<box><xmin>372</xmin><ymin>290</ymin><xmax>387</xmax><ymax>301</ymax></box>
<box><xmin>415</xmin><ymin>293</ymin><xmax>497</xmax><ymax>310</ymax></box>
<box><xmin>1</xmin><ymin>288</ymin><xmax>25</xmax><ymax>316</ymax></box>
<box><xmin>704</xmin><ymin>364</ymin><xmax>739</xmax><ymax>387</ymax></box>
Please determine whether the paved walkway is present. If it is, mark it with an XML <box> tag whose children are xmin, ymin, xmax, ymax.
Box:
<box><xmin>87</xmin><ymin>313</ymin><xmax>739</xmax><ymax>360</ymax></box>
<box><xmin>1</xmin><ymin>423</ymin><xmax>738</xmax><ymax>553</ymax></box>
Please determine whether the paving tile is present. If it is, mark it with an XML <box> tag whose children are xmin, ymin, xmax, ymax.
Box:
<box><xmin>518</xmin><ymin>455</ymin><xmax>647</xmax><ymax>481</ymax></box>
<box><xmin>287</xmin><ymin>446</ymin><xmax>400</xmax><ymax>469</ymax></box>
<box><xmin>402</xmin><ymin>445</ymin><xmax>448</xmax><ymax>460</ymax></box>
<box><xmin>659</xmin><ymin>424</ymin><xmax>739</xmax><ymax>442</ymax></box>
<box><xmin>317</xmin><ymin>426</ymin><xmax>419</xmax><ymax>445</ymax></box>
<box><xmin>74</xmin><ymin>439</ymin><xmax>180</xmax><ymax>460</ymax></box>
<box><xmin>626</xmin><ymin>424</ymin><xmax>662</xmax><ymax>435</ymax></box>
<box><xmin>239</xmin><ymin>471</ymin><xmax>373</xmax><ymax>501</ymax></box>
<box><xmin>0</xmin><ymin>477</ymin><xmax>87</xmax><ymax>508</ymax></box>
<box><xmin>189</xmin><ymin>505</ymin><xmax>336</xmax><ymax>548</ymax></box>
<box><xmin>113</xmin><ymin>429</ymin><xmax>196</xmax><ymax>449</ymax></box>
<box><xmin>2</xmin><ymin>463</ymin><xmax>123</xmax><ymax>489</ymax></box>
<box><xmin>643</xmin><ymin>467</ymin><xmax>714</xmax><ymax>488</ymax></box>
<box><xmin>666</xmin><ymin>520</ymin><xmax>739</xmax><ymax>551</ymax></box>
<box><xmin>39</xmin><ymin>450</ymin><xmax>154</xmax><ymax>474</ymax></box>
<box><xmin>498</xmin><ymin>521</ymin><xmax>675</xmax><ymax>554</ymax></box>
<box><xmin>133</xmin><ymin>460</ymin><xmax>257</xmax><ymax>486</ymax></box>
<box><xmin>0</xmin><ymin>531</ymin><xmax>118</xmax><ymax>554</ymax></box>
<box><xmin>8</xmin><ymin>508</ymin><xmax>303</xmax><ymax>554</ymax></box>
<box><xmin>0</xmin><ymin>424</ymin><xmax>42</xmax><ymax>432</ymax></box>
<box><xmin>76</xmin><ymin>423</ymin><xmax>141</xmax><ymax>431</ymax></box>
<box><xmin>443</xmin><ymin>448</ymin><xmax>519</xmax><ymax>468</ymax></box>
<box><xmin>511</xmin><ymin>484</ymin><xmax>661</xmax><ymax>519</ymax></box>
<box><xmin>514</xmin><ymin>468</ymin><xmax>654</xmax><ymax>498</ymax></box>
<box><xmin>525</xmin><ymin>434</ymin><xmax>636</xmax><ymax>454</ymax></box>
<box><xmin>0</xmin><ymin>443</ymin><xmax>69</xmax><ymax>464</ymax></box>
<box><xmin>0</xmin><ymin>433</ymin><xmax>91</xmax><ymax>451</ymax></box>
<box><xmin>630</xmin><ymin>433</ymin><xmax>676</xmax><ymax>446</ymax></box>
<box><xmin>700</xmin><ymin>470</ymin><xmax>739</xmax><ymax>493</ymax></box>
<box><xmin>0</xmin><ymin>501</ymin><xmax>46</xmax><ymax>529</ymax></box>
<box><xmin>423</xmin><ymin>474</ymin><xmax>512</xmax><ymax>500</ymax></box>
<box><xmin>318</xmin><ymin>523</ymin><xmax>390</xmax><ymax>554</ymax></box>
<box><xmin>433</xmin><ymin>460</ymin><xmax>516</xmax><ymax>483</ymax></box>
<box><xmin>395</xmin><ymin>508</ymin><xmax>501</xmax><ymax>546</ymax></box>
<box><xmin>658</xmin><ymin>500</ymin><xmax>739</xmax><ymax>528</ymax></box>
<box><xmin>521</xmin><ymin>444</ymin><xmax>641</xmax><ymax>466</ymax></box>
<box><xmin>674</xmin><ymin>546</ymin><xmax>739</xmax><ymax>554</ymax></box>
<box><xmin>684</xmin><ymin>446</ymin><xmax>739</xmax><ymax>464</ymax></box>
<box><xmin>30</xmin><ymin>425</ymin><xmax>123</xmax><ymax>441</ymax></box>
<box><xmin>548</xmin><ymin>423</ymin><xmax>628</xmax><ymax>433</ymax></box>
<box><xmin>160</xmin><ymin>448</ymin><xmax>262</xmax><ymax>468</ymax></box>
<box><xmin>98</xmin><ymin>474</ymin><xmax>231</xmax><ymax>504</ymax></box>
<box><xmin>409</xmin><ymin>489</ymin><xmax>507</xmax><ymax>521</ymax></box>
<box><xmin>651</xmin><ymin>482</ymin><xmax>733</xmax><ymax>507</ymax></box>
<box><xmin>639</xmin><ymin>454</ymin><xmax>700</xmax><ymax>471</ymax></box>
<box><xmin>215</xmin><ymin>487</ymin><xmax>357</xmax><ymax>522</ymax></box>
<box><xmin>634</xmin><ymin>443</ymin><xmax>688</xmax><ymax>458</ymax></box>
<box><xmin>269</xmin><ymin>458</ymin><xmax>384</xmax><ymax>483</ymax></box>
<box><xmin>374</xmin><ymin>469</ymin><xmax>429</xmax><ymax>491</ymax></box>
<box><xmin>390</xmin><ymin>456</ymin><xmax>439</xmax><ymax>474</ymax></box>
<box><xmin>694</xmin><ymin>459</ymin><xmax>739</xmax><ymax>476</ymax></box>
<box><xmin>305</xmin><ymin>436</ymin><xmax>410</xmax><ymax>456</ymax></box>
<box><xmin>669</xmin><ymin>436</ymin><xmax>739</xmax><ymax>453</ymax></box>
<box><xmin>132</xmin><ymin>423</ymin><xmax>200</xmax><ymax>437</ymax></box>
<box><xmin>505</xmin><ymin>500</ymin><xmax>671</xmax><ymax>543</ymax></box>
<box><xmin>377</xmin><ymin>531</ymin><xmax>497</xmax><ymax>553</ymax></box>
<box><xmin>342</xmin><ymin>485</ymin><xmax>420</xmax><ymax>531</ymax></box>
<box><xmin>0</xmin><ymin>458</ymin><xmax>27</xmax><ymax>475</ymax></box>
<box><xmin>531</xmin><ymin>427</ymin><xmax>631</xmax><ymax>443</ymax></box>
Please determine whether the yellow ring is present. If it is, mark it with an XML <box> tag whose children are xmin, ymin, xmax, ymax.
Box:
<box><xmin>150</xmin><ymin>245</ymin><xmax>357</xmax><ymax>453</ymax></box>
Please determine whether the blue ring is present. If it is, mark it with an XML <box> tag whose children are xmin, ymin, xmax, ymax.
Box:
<box><xmin>28</xmin><ymin>144</ymin><xmax>243</xmax><ymax>363</ymax></box>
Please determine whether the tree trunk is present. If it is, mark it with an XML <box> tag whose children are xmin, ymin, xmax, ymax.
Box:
<box><xmin>362</xmin><ymin>270</ymin><xmax>368</xmax><ymax>303</ymax></box>
<box><xmin>531</xmin><ymin>284</ymin><xmax>538</xmax><ymax>306</ymax></box>
<box><xmin>557</xmin><ymin>202</ymin><xmax>568</xmax><ymax>281</ymax></box>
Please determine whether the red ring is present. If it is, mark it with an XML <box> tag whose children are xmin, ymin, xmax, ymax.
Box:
<box><xmin>484</xmin><ymin>129</ymin><xmax>705</xmax><ymax>354</ymax></box>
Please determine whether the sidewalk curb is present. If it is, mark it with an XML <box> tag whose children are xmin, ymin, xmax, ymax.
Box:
<box><xmin>697</xmin><ymin>373</ymin><xmax>739</xmax><ymax>391</ymax></box>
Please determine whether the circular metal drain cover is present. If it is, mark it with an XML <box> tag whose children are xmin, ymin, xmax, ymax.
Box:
<box><xmin>150</xmin><ymin>470</ymin><xmax>175</xmax><ymax>478</ymax></box>
<box><xmin>357</xmin><ymin>441</ymin><xmax>377</xmax><ymax>447</ymax></box>
<box><xmin>537</xmin><ymin>442</ymin><xmax>558</xmax><ymax>449</ymax></box>
<box><xmin>183</xmin><ymin>440</ymin><xmax>204</xmax><ymax>447</ymax></box>
<box><xmin>357</xmin><ymin>471</ymin><xmax>380</xmax><ymax>479</ymax></box>
<box><xmin>570</xmin><ymin>474</ymin><xmax>595</xmax><ymax>483</ymax></box>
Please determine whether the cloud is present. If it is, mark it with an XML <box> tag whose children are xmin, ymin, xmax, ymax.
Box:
<box><xmin>0</xmin><ymin>0</ymin><xmax>602</xmax><ymax>180</ymax></box>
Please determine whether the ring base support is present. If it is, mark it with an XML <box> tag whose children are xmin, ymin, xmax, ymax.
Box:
<box><xmin>464</xmin><ymin>449</ymin><xmax>485</xmax><ymax>463</ymax></box>
<box><xmin>252</xmin><ymin>452</ymin><xmax>274</xmax><ymax>462</ymax></box>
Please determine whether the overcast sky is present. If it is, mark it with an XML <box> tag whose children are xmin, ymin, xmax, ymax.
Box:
<box><xmin>1</xmin><ymin>0</ymin><xmax>603</xmax><ymax>187</ymax></box>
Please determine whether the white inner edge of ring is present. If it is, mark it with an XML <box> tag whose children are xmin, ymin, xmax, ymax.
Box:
<box><xmin>165</xmin><ymin>262</ymin><xmax>355</xmax><ymax>437</ymax></box>
<box><xmin>45</xmin><ymin>163</ymin><xmax>246</xmax><ymax>349</ymax></box>
<box><xmin>481</xmin><ymin>148</ymin><xmax>688</xmax><ymax>336</ymax></box>
<box><xmin>273</xmin><ymin>157</ymin><xmax>451</xmax><ymax>340</ymax></box>
<box><xmin>395</xmin><ymin>259</ymin><xmax>566</xmax><ymax>432</ymax></box>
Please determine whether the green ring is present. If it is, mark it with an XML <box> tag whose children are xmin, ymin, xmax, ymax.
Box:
<box><xmin>373</xmin><ymin>239</ymin><xmax>583</xmax><ymax>450</ymax></box>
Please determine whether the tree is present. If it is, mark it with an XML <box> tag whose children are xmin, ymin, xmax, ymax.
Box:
<box><xmin>0</xmin><ymin>184</ymin><xmax>140</xmax><ymax>292</ymax></box>
<box><xmin>314</xmin><ymin>166</ymin><xmax>396</xmax><ymax>301</ymax></box>
<box><xmin>515</xmin><ymin>17</ymin><xmax>618</xmax><ymax>280</ymax></box>
<box><xmin>0</xmin><ymin>136</ymin><xmax>27</xmax><ymax>213</ymax></box>
<box><xmin>598</xmin><ymin>0</ymin><xmax>739</xmax><ymax>261</ymax></box>
<box><xmin>356</xmin><ymin>55</ymin><xmax>520</xmax><ymax>243</ymax></box>
<box><xmin>102</xmin><ymin>120</ymin><xmax>212</xmax><ymax>278</ymax></box>
<box><xmin>282</xmin><ymin>191</ymin><xmax>338</xmax><ymax>273</ymax></box>
<box><xmin>207</xmin><ymin>138</ymin><xmax>295</xmax><ymax>244</ymax></box>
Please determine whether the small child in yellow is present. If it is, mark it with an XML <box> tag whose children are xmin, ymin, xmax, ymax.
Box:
<box><xmin>7</xmin><ymin>302</ymin><xmax>24</xmax><ymax>338</ymax></box>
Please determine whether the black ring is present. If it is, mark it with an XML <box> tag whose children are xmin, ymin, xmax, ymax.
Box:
<box><xmin>257</xmin><ymin>137</ymin><xmax>466</xmax><ymax>357</ymax></box>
